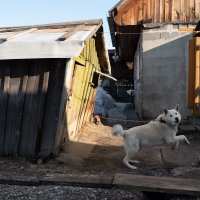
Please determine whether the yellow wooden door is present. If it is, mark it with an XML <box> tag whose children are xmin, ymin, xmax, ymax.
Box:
<box><xmin>67</xmin><ymin>64</ymin><xmax>85</xmax><ymax>137</ymax></box>
<box><xmin>188</xmin><ymin>36</ymin><xmax>200</xmax><ymax>116</ymax></box>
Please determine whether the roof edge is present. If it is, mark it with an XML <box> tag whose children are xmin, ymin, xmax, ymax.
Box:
<box><xmin>108</xmin><ymin>0</ymin><xmax>126</xmax><ymax>15</ymax></box>
<box><xmin>0</xmin><ymin>19</ymin><xmax>103</xmax><ymax>32</ymax></box>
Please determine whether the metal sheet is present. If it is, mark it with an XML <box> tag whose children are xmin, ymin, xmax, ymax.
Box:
<box><xmin>0</xmin><ymin>31</ymin><xmax>91</xmax><ymax>59</ymax></box>
<box><xmin>0</xmin><ymin>19</ymin><xmax>105</xmax><ymax>60</ymax></box>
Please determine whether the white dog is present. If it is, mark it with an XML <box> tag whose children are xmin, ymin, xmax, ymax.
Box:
<box><xmin>112</xmin><ymin>105</ymin><xmax>190</xmax><ymax>169</ymax></box>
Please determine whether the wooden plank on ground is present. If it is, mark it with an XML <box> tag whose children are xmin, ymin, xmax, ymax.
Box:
<box><xmin>113</xmin><ymin>173</ymin><xmax>200</xmax><ymax>196</ymax></box>
<box><xmin>41</xmin><ymin>174</ymin><xmax>114</xmax><ymax>187</ymax></box>
<box><xmin>0</xmin><ymin>171</ymin><xmax>200</xmax><ymax>196</ymax></box>
<box><xmin>0</xmin><ymin>172</ymin><xmax>113</xmax><ymax>188</ymax></box>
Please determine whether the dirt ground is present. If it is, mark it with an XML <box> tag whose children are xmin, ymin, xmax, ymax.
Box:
<box><xmin>0</xmin><ymin>122</ymin><xmax>200</xmax><ymax>199</ymax></box>
<box><xmin>0</xmin><ymin>122</ymin><xmax>199</xmax><ymax>178</ymax></box>
<box><xmin>57</xmin><ymin>122</ymin><xmax>200</xmax><ymax>178</ymax></box>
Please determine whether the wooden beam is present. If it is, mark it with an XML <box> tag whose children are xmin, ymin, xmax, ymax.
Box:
<box><xmin>114</xmin><ymin>173</ymin><xmax>200</xmax><ymax>196</ymax></box>
<box><xmin>56</xmin><ymin>25</ymin><xmax>85</xmax><ymax>41</ymax></box>
<box><xmin>178</xmin><ymin>27</ymin><xmax>194</xmax><ymax>32</ymax></box>
<box><xmin>188</xmin><ymin>39</ymin><xmax>195</xmax><ymax>108</ymax></box>
<box><xmin>0</xmin><ymin>19</ymin><xmax>103</xmax><ymax>33</ymax></box>
<box><xmin>194</xmin><ymin>37</ymin><xmax>200</xmax><ymax>116</ymax></box>
<box><xmin>0</xmin><ymin>28</ymin><xmax>37</xmax><ymax>42</ymax></box>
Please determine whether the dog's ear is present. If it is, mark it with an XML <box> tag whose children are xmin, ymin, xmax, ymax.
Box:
<box><xmin>163</xmin><ymin>108</ymin><xmax>168</xmax><ymax>114</ymax></box>
<box><xmin>175</xmin><ymin>104</ymin><xmax>179</xmax><ymax>111</ymax></box>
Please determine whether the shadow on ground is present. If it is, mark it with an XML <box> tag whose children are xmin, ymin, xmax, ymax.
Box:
<box><xmin>55</xmin><ymin>123</ymin><xmax>200</xmax><ymax>179</ymax></box>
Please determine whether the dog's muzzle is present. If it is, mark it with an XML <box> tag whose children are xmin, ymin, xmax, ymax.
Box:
<box><xmin>175</xmin><ymin>117</ymin><xmax>179</xmax><ymax>123</ymax></box>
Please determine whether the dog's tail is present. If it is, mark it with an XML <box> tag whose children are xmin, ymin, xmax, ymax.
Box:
<box><xmin>112</xmin><ymin>124</ymin><xmax>125</xmax><ymax>137</ymax></box>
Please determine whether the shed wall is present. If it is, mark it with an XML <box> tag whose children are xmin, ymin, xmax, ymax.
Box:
<box><xmin>66</xmin><ymin>37</ymin><xmax>101</xmax><ymax>139</ymax></box>
<box><xmin>0</xmin><ymin>59</ymin><xmax>66</xmax><ymax>157</ymax></box>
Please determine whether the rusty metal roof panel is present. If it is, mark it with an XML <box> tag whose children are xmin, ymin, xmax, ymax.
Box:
<box><xmin>0</xmin><ymin>19</ymin><xmax>104</xmax><ymax>60</ymax></box>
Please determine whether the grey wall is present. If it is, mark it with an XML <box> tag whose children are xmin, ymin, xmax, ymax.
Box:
<box><xmin>138</xmin><ymin>25</ymin><xmax>193</xmax><ymax>119</ymax></box>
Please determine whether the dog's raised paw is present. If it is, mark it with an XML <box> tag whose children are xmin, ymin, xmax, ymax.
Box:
<box><xmin>128</xmin><ymin>165</ymin><xmax>137</xmax><ymax>170</ymax></box>
<box><xmin>123</xmin><ymin>159</ymin><xmax>138</xmax><ymax>170</ymax></box>
<box><xmin>129</xmin><ymin>160</ymin><xmax>140</xmax><ymax>164</ymax></box>
<box><xmin>186</xmin><ymin>140</ymin><xmax>190</xmax><ymax>144</ymax></box>
<box><xmin>184</xmin><ymin>136</ymin><xmax>190</xmax><ymax>144</ymax></box>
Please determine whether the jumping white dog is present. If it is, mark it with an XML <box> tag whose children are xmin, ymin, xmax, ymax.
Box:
<box><xmin>112</xmin><ymin>105</ymin><xmax>190</xmax><ymax>169</ymax></box>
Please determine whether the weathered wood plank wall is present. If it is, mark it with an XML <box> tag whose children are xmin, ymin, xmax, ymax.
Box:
<box><xmin>114</xmin><ymin>0</ymin><xmax>200</xmax><ymax>25</ymax></box>
<box><xmin>39</xmin><ymin>60</ymin><xmax>66</xmax><ymax>157</ymax></box>
<box><xmin>66</xmin><ymin>37</ymin><xmax>101</xmax><ymax>138</ymax></box>
<box><xmin>0</xmin><ymin>59</ymin><xmax>66</xmax><ymax>157</ymax></box>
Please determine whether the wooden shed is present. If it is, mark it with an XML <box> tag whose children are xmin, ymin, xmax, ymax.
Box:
<box><xmin>0</xmin><ymin>19</ymin><xmax>110</xmax><ymax>158</ymax></box>
<box><xmin>108</xmin><ymin>0</ymin><xmax>200</xmax><ymax>120</ymax></box>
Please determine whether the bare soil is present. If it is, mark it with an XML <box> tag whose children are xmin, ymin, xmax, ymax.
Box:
<box><xmin>0</xmin><ymin>122</ymin><xmax>199</xmax><ymax>199</ymax></box>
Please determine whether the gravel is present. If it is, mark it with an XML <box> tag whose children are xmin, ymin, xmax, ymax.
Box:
<box><xmin>0</xmin><ymin>185</ymin><xmax>146</xmax><ymax>200</ymax></box>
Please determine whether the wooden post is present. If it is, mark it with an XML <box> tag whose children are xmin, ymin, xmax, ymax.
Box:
<box><xmin>188</xmin><ymin>39</ymin><xmax>195</xmax><ymax>108</ymax></box>
<box><xmin>194</xmin><ymin>37</ymin><xmax>200</xmax><ymax>116</ymax></box>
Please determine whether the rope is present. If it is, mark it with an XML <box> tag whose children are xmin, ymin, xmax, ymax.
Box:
<box><xmin>95</xmin><ymin>115</ymin><xmax>147</xmax><ymax>123</ymax></box>
<box><xmin>95</xmin><ymin>29</ymin><xmax>194</xmax><ymax>35</ymax></box>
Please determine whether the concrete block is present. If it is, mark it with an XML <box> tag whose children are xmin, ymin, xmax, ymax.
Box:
<box><xmin>179</xmin><ymin>24</ymin><xmax>188</xmax><ymax>28</ymax></box>
<box><xmin>173</xmin><ymin>25</ymin><xmax>179</xmax><ymax>29</ymax></box>
<box><xmin>143</xmin><ymin>32</ymin><xmax>161</xmax><ymax>40</ymax></box>
<box><xmin>160</xmin><ymin>32</ymin><xmax>170</xmax><ymax>39</ymax></box>
<box><xmin>171</xmin><ymin>31</ymin><xmax>179</xmax><ymax>38</ymax></box>
<box><xmin>163</xmin><ymin>24</ymin><xmax>174</xmax><ymax>30</ymax></box>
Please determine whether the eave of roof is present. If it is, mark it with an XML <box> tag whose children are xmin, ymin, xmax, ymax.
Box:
<box><xmin>195</xmin><ymin>21</ymin><xmax>200</xmax><ymax>31</ymax></box>
<box><xmin>108</xmin><ymin>0</ymin><xmax>125</xmax><ymax>15</ymax></box>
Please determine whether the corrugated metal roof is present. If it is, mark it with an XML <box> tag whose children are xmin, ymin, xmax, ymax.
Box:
<box><xmin>0</xmin><ymin>19</ymin><xmax>104</xmax><ymax>60</ymax></box>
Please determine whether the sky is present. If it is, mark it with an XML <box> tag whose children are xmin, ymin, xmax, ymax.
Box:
<box><xmin>0</xmin><ymin>0</ymin><xmax>119</xmax><ymax>49</ymax></box>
